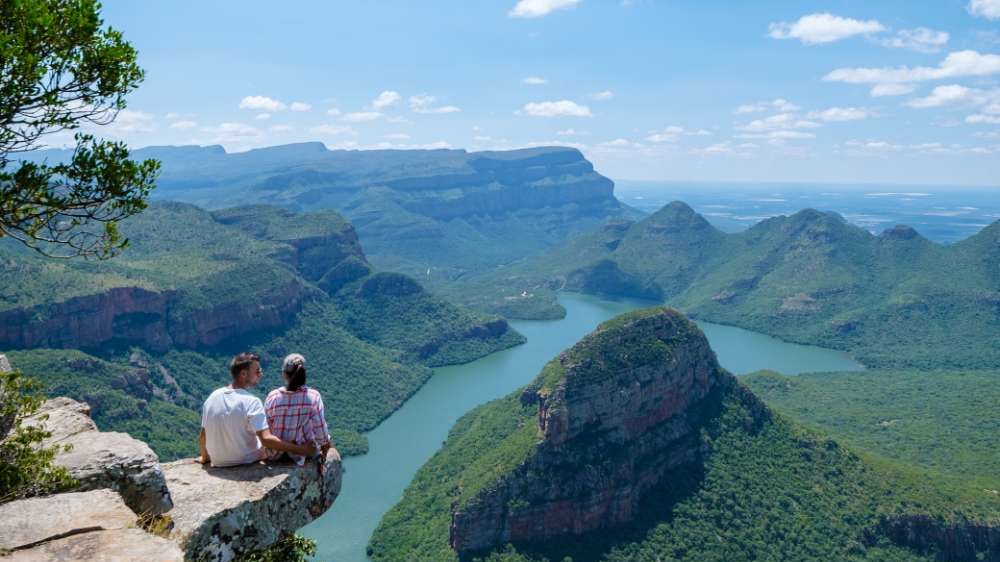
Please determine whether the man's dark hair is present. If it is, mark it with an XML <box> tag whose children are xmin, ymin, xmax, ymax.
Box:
<box><xmin>230</xmin><ymin>352</ymin><xmax>260</xmax><ymax>379</ymax></box>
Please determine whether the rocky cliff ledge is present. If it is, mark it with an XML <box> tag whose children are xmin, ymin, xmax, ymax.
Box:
<box><xmin>0</xmin><ymin>378</ymin><xmax>342</xmax><ymax>562</ymax></box>
<box><xmin>449</xmin><ymin>308</ymin><xmax>751</xmax><ymax>556</ymax></box>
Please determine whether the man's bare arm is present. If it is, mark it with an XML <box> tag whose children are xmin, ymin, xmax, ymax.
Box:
<box><xmin>256</xmin><ymin>428</ymin><xmax>314</xmax><ymax>456</ymax></box>
<box><xmin>198</xmin><ymin>428</ymin><xmax>211</xmax><ymax>464</ymax></box>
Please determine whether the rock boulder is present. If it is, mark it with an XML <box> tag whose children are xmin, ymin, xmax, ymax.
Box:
<box><xmin>0</xmin><ymin>489</ymin><xmax>184</xmax><ymax>561</ymax></box>
<box><xmin>162</xmin><ymin>450</ymin><xmax>342</xmax><ymax>562</ymax></box>
<box><xmin>26</xmin><ymin>397</ymin><xmax>173</xmax><ymax>516</ymax></box>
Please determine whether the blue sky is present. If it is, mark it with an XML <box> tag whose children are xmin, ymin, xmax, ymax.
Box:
<box><xmin>76</xmin><ymin>0</ymin><xmax>1000</xmax><ymax>185</ymax></box>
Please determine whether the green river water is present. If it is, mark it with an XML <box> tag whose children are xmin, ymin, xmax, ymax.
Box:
<box><xmin>302</xmin><ymin>293</ymin><xmax>863</xmax><ymax>561</ymax></box>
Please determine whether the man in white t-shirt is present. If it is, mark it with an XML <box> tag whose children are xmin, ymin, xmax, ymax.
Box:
<box><xmin>198</xmin><ymin>352</ymin><xmax>315</xmax><ymax>467</ymax></box>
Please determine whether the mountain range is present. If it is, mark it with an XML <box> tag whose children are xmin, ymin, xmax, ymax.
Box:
<box><xmin>467</xmin><ymin>200</ymin><xmax>1000</xmax><ymax>369</ymax></box>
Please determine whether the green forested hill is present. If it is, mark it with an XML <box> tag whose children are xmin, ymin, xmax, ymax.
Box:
<box><xmin>370</xmin><ymin>308</ymin><xmax>1000</xmax><ymax>562</ymax></box>
<box><xmin>464</xmin><ymin>201</ymin><xmax>1000</xmax><ymax>370</ymax></box>
<box><xmin>0</xmin><ymin>202</ymin><xmax>524</xmax><ymax>459</ymax></box>
<box><xmin>744</xmin><ymin>369</ymin><xmax>1000</xmax><ymax>489</ymax></box>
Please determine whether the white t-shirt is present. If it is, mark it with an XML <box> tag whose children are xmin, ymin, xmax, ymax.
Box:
<box><xmin>201</xmin><ymin>387</ymin><xmax>269</xmax><ymax>467</ymax></box>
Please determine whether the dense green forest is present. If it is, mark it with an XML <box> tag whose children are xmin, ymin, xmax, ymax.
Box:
<box><xmin>369</xmin><ymin>309</ymin><xmax>1000</xmax><ymax>562</ymax></box>
<box><xmin>456</xmin><ymin>201</ymin><xmax>1000</xmax><ymax>371</ymax></box>
<box><xmin>0</xmin><ymin>203</ymin><xmax>523</xmax><ymax>459</ymax></box>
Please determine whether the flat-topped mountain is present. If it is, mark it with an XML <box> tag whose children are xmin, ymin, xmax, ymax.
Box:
<box><xmin>369</xmin><ymin>308</ymin><xmax>1000</xmax><ymax>562</ymax></box>
<box><xmin>471</xmin><ymin>201</ymin><xmax>1000</xmax><ymax>370</ymax></box>
<box><xmin>0</xmin><ymin>202</ymin><xmax>524</xmax><ymax>459</ymax></box>
<box><xmin>25</xmin><ymin>144</ymin><xmax>634</xmax><ymax>290</ymax></box>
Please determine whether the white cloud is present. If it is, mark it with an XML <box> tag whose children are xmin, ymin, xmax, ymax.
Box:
<box><xmin>256</xmin><ymin>113</ymin><xmax>271</xmax><ymax>120</ymax></box>
<box><xmin>371</xmin><ymin>90</ymin><xmax>402</xmax><ymax>110</ymax></box>
<box><xmin>645</xmin><ymin>126</ymin><xmax>711</xmax><ymax>143</ymax></box>
<box><xmin>824</xmin><ymin>50</ymin><xmax>1000</xmax><ymax>84</ymax></box>
<box><xmin>168</xmin><ymin>120</ymin><xmax>197</xmax><ymax>130</ymax></box>
<box><xmin>309</xmin><ymin>124</ymin><xmax>355</xmax><ymax>136</ymax></box>
<box><xmin>556</xmin><ymin>128</ymin><xmax>586</xmax><ymax>136</ymax></box>
<box><xmin>290</xmin><ymin>102</ymin><xmax>312</xmax><ymax>112</ymax></box>
<box><xmin>200</xmin><ymin>122</ymin><xmax>263</xmax><ymax>144</ymax></box>
<box><xmin>741</xmin><ymin>130</ymin><xmax>817</xmax><ymax>141</ymax></box>
<box><xmin>906</xmin><ymin>85</ymin><xmax>978</xmax><ymax>108</ymax></box>
<box><xmin>735</xmin><ymin>98</ymin><xmax>800</xmax><ymax>114</ymax></box>
<box><xmin>739</xmin><ymin>113</ymin><xmax>820</xmax><ymax>132</ymax></box>
<box><xmin>590</xmin><ymin>90</ymin><xmax>615</xmax><ymax>101</ymax></box>
<box><xmin>239</xmin><ymin>95</ymin><xmax>287</xmax><ymax>112</ymax></box>
<box><xmin>697</xmin><ymin>142</ymin><xmax>736</xmax><ymax>155</ymax></box>
<box><xmin>385</xmin><ymin>133</ymin><xmax>411</xmax><ymax>140</ymax></box>
<box><xmin>871</xmin><ymin>84</ymin><xmax>916</xmax><ymax>97</ymax></box>
<box><xmin>969</xmin><ymin>0</ymin><xmax>1000</xmax><ymax>20</ymax></box>
<box><xmin>880</xmin><ymin>28</ymin><xmax>949</xmax><ymax>53</ymax></box>
<box><xmin>270</xmin><ymin>124</ymin><xmax>293</xmax><ymax>133</ymax></box>
<box><xmin>768</xmin><ymin>13</ymin><xmax>885</xmax><ymax>45</ymax></box>
<box><xmin>808</xmin><ymin>107</ymin><xmax>873</xmax><ymax>122</ymax></box>
<box><xmin>107</xmin><ymin>109</ymin><xmax>156</xmax><ymax>134</ymax></box>
<box><xmin>519</xmin><ymin>100</ymin><xmax>592</xmax><ymax>117</ymax></box>
<box><xmin>409</xmin><ymin>94</ymin><xmax>461</xmax><ymax>114</ymax></box>
<box><xmin>523</xmin><ymin>76</ymin><xmax>547</xmax><ymax>85</ymax></box>
<box><xmin>967</xmin><ymin>114</ymin><xmax>1000</xmax><ymax>124</ymax></box>
<box><xmin>327</xmin><ymin>108</ymin><xmax>342</xmax><ymax>116</ymax></box>
<box><xmin>509</xmin><ymin>0</ymin><xmax>580</xmax><ymax>18</ymax></box>
<box><xmin>340</xmin><ymin>111</ymin><xmax>383</xmax><ymax>122</ymax></box>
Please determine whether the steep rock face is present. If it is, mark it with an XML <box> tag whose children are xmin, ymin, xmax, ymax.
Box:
<box><xmin>0</xmin><ymin>287</ymin><xmax>173</xmax><ymax>351</ymax></box>
<box><xmin>163</xmin><ymin>450</ymin><xmax>342</xmax><ymax>562</ymax></box>
<box><xmin>450</xmin><ymin>308</ymin><xmax>741</xmax><ymax>555</ymax></box>
<box><xmin>26</xmin><ymin>397</ymin><xmax>173</xmax><ymax>516</ymax></box>
<box><xmin>867</xmin><ymin>514</ymin><xmax>1000</xmax><ymax>562</ymax></box>
<box><xmin>0</xmin><ymin>279</ymin><xmax>312</xmax><ymax>352</ymax></box>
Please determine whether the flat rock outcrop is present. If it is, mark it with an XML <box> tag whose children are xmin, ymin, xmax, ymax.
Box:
<box><xmin>449</xmin><ymin>308</ymin><xmax>751</xmax><ymax>556</ymax></box>
<box><xmin>0</xmin><ymin>489</ymin><xmax>184</xmax><ymax>561</ymax></box>
<box><xmin>162</xmin><ymin>450</ymin><xmax>342</xmax><ymax>562</ymax></box>
<box><xmin>26</xmin><ymin>397</ymin><xmax>173</xmax><ymax>516</ymax></box>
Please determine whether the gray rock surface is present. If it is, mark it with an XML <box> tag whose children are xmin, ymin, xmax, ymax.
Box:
<box><xmin>5</xmin><ymin>528</ymin><xmax>184</xmax><ymax>562</ymax></box>
<box><xmin>25</xmin><ymin>397</ymin><xmax>173</xmax><ymax>516</ymax></box>
<box><xmin>0</xmin><ymin>489</ymin><xmax>137</xmax><ymax>552</ymax></box>
<box><xmin>163</xmin><ymin>449</ymin><xmax>342</xmax><ymax>562</ymax></box>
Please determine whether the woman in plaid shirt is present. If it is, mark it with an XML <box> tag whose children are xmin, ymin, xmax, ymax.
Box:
<box><xmin>264</xmin><ymin>353</ymin><xmax>332</xmax><ymax>465</ymax></box>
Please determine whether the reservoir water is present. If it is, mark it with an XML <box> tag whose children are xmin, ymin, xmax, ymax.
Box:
<box><xmin>302</xmin><ymin>293</ymin><xmax>862</xmax><ymax>561</ymax></box>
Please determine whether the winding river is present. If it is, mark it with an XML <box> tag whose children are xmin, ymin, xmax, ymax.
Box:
<box><xmin>302</xmin><ymin>293</ymin><xmax>863</xmax><ymax>561</ymax></box>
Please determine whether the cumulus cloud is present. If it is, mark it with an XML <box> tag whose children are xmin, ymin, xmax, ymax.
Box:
<box><xmin>808</xmin><ymin>107</ymin><xmax>873</xmax><ymax>122</ymax></box>
<box><xmin>200</xmin><ymin>122</ymin><xmax>263</xmax><ymax>145</ymax></box>
<box><xmin>768</xmin><ymin>13</ymin><xmax>885</xmax><ymax>45</ymax></box>
<box><xmin>106</xmin><ymin>109</ymin><xmax>156</xmax><ymax>134</ymax></box>
<box><xmin>824</xmin><ymin>50</ymin><xmax>1000</xmax><ymax>84</ymax></box>
<box><xmin>509</xmin><ymin>0</ymin><xmax>580</xmax><ymax>18</ymax></box>
<box><xmin>739</xmin><ymin>113</ymin><xmax>820</xmax><ymax>132</ymax></box>
<box><xmin>523</xmin><ymin>76</ymin><xmax>547</xmax><ymax>85</ymax></box>
<box><xmin>519</xmin><ymin>100</ymin><xmax>592</xmax><ymax>117</ymax></box>
<box><xmin>556</xmin><ymin>128</ymin><xmax>586</xmax><ymax>136</ymax></box>
<box><xmin>409</xmin><ymin>94</ymin><xmax>461</xmax><ymax>114</ymax></box>
<box><xmin>735</xmin><ymin>98</ymin><xmax>800</xmax><ymax>114</ymax></box>
<box><xmin>309</xmin><ymin>124</ymin><xmax>355</xmax><ymax>136</ymax></box>
<box><xmin>880</xmin><ymin>28</ymin><xmax>949</xmax><ymax>53</ymax></box>
<box><xmin>270</xmin><ymin>124</ymin><xmax>293</xmax><ymax>133</ymax></box>
<box><xmin>870</xmin><ymin>84</ymin><xmax>916</xmax><ymax>97</ymax></box>
<box><xmin>371</xmin><ymin>90</ymin><xmax>402</xmax><ymax>110</ymax></box>
<box><xmin>169</xmin><ymin>120</ymin><xmax>197</xmax><ymax>130</ymax></box>
<box><xmin>969</xmin><ymin>0</ymin><xmax>1000</xmax><ymax>20</ymax></box>
<box><xmin>906</xmin><ymin>85</ymin><xmax>979</xmax><ymax>108</ymax></box>
<box><xmin>255</xmin><ymin>113</ymin><xmax>271</xmax><ymax>120</ymax></box>
<box><xmin>290</xmin><ymin>102</ymin><xmax>312</xmax><ymax>112</ymax></box>
<box><xmin>340</xmin><ymin>111</ymin><xmax>383</xmax><ymax>122</ymax></box>
<box><xmin>645</xmin><ymin>126</ymin><xmax>711</xmax><ymax>143</ymax></box>
<box><xmin>239</xmin><ymin>95</ymin><xmax>287</xmax><ymax>112</ymax></box>
<box><xmin>967</xmin><ymin>114</ymin><xmax>1000</xmax><ymax>124</ymax></box>
<box><xmin>590</xmin><ymin>90</ymin><xmax>615</xmax><ymax>101</ymax></box>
